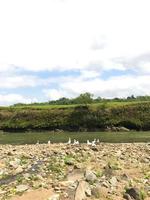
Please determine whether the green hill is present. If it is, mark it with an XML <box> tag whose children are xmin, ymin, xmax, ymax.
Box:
<box><xmin>0</xmin><ymin>101</ymin><xmax>150</xmax><ymax>132</ymax></box>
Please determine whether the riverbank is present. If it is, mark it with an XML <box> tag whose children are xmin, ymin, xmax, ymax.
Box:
<box><xmin>0</xmin><ymin>143</ymin><xmax>150</xmax><ymax>200</ymax></box>
<box><xmin>1</xmin><ymin>102</ymin><xmax>150</xmax><ymax>132</ymax></box>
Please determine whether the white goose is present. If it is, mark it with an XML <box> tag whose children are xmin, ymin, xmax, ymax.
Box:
<box><xmin>67</xmin><ymin>138</ymin><xmax>71</xmax><ymax>145</ymax></box>
<box><xmin>48</xmin><ymin>140</ymin><xmax>51</xmax><ymax>145</ymax></box>
<box><xmin>87</xmin><ymin>140</ymin><xmax>92</xmax><ymax>145</ymax></box>
<box><xmin>73</xmin><ymin>139</ymin><xmax>79</xmax><ymax>145</ymax></box>
<box><xmin>91</xmin><ymin>139</ymin><xmax>96</xmax><ymax>146</ymax></box>
<box><xmin>97</xmin><ymin>139</ymin><xmax>100</xmax><ymax>143</ymax></box>
<box><xmin>36</xmin><ymin>140</ymin><xmax>39</xmax><ymax>145</ymax></box>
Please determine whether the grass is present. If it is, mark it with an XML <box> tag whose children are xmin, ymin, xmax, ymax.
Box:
<box><xmin>5</xmin><ymin>100</ymin><xmax>150</xmax><ymax>110</ymax></box>
<box><xmin>0</xmin><ymin>101</ymin><xmax>150</xmax><ymax>132</ymax></box>
<box><xmin>0</xmin><ymin>131</ymin><xmax>150</xmax><ymax>145</ymax></box>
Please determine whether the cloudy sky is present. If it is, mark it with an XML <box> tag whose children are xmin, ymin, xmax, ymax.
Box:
<box><xmin>0</xmin><ymin>0</ymin><xmax>150</xmax><ymax>105</ymax></box>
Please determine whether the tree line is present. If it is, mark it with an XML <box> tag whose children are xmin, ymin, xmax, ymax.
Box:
<box><xmin>13</xmin><ymin>93</ymin><xmax>150</xmax><ymax>106</ymax></box>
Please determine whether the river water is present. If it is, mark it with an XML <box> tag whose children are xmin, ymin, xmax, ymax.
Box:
<box><xmin>0</xmin><ymin>131</ymin><xmax>150</xmax><ymax>145</ymax></box>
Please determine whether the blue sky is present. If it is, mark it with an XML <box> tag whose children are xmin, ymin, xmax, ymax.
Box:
<box><xmin>0</xmin><ymin>0</ymin><xmax>150</xmax><ymax>105</ymax></box>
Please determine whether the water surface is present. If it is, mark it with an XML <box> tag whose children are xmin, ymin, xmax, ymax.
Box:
<box><xmin>0</xmin><ymin>131</ymin><xmax>150</xmax><ymax>145</ymax></box>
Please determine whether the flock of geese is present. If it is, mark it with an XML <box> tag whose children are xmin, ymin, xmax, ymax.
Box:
<box><xmin>66</xmin><ymin>138</ymin><xmax>99</xmax><ymax>146</ymax></box>
<box><xmin>36</xmin><ymin>138</ymin><xmax>100</xmax><ymax>146</ymax></box>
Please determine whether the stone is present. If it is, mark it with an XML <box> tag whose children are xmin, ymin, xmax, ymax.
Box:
<box><xmin>102</xmin><ymin>181</ymin><xmax>110</xmax><ymax>188</ymax></box>
<box><xmin>91</xmin><ymin>147</ymin><xmax>99</xmax><ymax>151</ymax></box>
<box><xmin>119</xmin><ymin>127</ymin><xmax>130</xmax><ymax>132</ymax></box>
<box><xmin>85</xmin><ymin>170</ymin><xmax>97</xmax><ymax>184</ymax></box>
<box><xmin>0</xmin><ymin>189</ymin><xmax>7</xmax><ymax>195</ymax></box>
<box><xmin>92</xmin><ymin>185</ymin><xmax>108</xmax><ymax>199</ymax></box>
<box><xmin>65</xmin><ymin>157</ymin><xmax>75</xmax><ymax>165</ymax></box>
<box><xmin>92</xmin><ymin>186</ymin><xmax>101</xmax><ymax>198</ymax></box>
<box><xmin>125</xmin><ymin>188</ymin><xmax>141</xmax><ymax>200</ymax></box>
<box><xmin>7</xmin><ymin>151</ymin><xmax>14</xmax><ymax>156</ymax></box>
<box><xmin>23</xmin><ymin>173</ymin><xmax>31</xmax><ymax>179</ymax></box>
<box><xmin>9</xmin><ymin>158</ymin><xmax>21</xmax><ymax>169</ymax></box>
<box><xmin>123</xmin><ymin>193</ymin><xmax>132</xmax><ymax>200</ymax></box>
<box><xmin>109</xmin><ymin>176</ymin><xmax>117</xmax><ymax>187</ymax></box>
<box><xmin>59</xmin><ymin>181</ymin><xmax>75</xmax><ymax>187</ymax></box>
<box><xmin>16</xmin><ymin>185</ymin><xmax>29</xmax><ymax>193</ymax></box>
<box><xmin>75</xmin><ymin>181</ymin><xmax>91</xmax><ymax>200</ymax></box>
<box><xmin>14</xmin><ymin>166</ymin><xmax>23</xmax><ymax>174</ymax></box>
<box><xmin>48</xmin><ymin>194</ymin><xmax>60</xmax><ymax>200</ymax></box>
<box><xmin>121</xmin><ymin>173</ymin><xmax>130</xmax><ymax>181</ymax></box>
<box><xmin>0</xmin><ymin>169</ymin><xmax>5</xmax><ymax>176</ymax></box>
<box><xmin>74</xmin><ymin>163</ymin><xmax>82</xmax><ymax>169</ymax></box>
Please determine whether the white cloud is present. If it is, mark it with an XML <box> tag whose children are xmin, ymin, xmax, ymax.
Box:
<box><xmin>43</xmin><ymin>89</ymin><xmax>69</xmax><ymax>100</ymax></box>
<box><xmin>43</xmin><ymin>75</ymin><xmax>150</xmax><ymax>100</ymax></box>
<box><xmin>0</xmin><ymin>74</ymin><xmax>48</xmax><ymax>89</ymax></box>
<box><xmin>0</xmin><ymin>94</ymin><xmax>37</xmax><ymax>106</ymax></box>
<box><xmin>0</xmin><ymin>0</ymin><xmax>150</xmax><ymax>73</ymax></box>
<box><xmin>1</xmin><ymin>0</ymin><xmax>150</xmax><ymax>104</ymax></box>
<box><xmin>79</xmin><ymin>70</ymin><xmax>100</xmax><ymax>79</ymax></box>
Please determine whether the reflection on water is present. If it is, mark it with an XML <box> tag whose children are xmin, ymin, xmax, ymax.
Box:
<box><xmin>0</xmin><ymin>131</ymin><xmax>150</xmax><ymax>145</ymax></box>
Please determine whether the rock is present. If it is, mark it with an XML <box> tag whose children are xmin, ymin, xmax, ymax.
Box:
<box><xmin>75</xmin><ymin>181</ymin><xmax>91</xmax><ymax>200</ymax></box>
<box><xmin>119</xmin><ymin>127</ymin><xmax>130</xmax><ymax>132</ymax></box>
<box><xmin>14</xmin><ymin>166</ymin><xmax>23</xmax><ymax>174</ymax></box>
<box><xmin>109</xmin><ymin>126</ymin><xmax>130</xmax><ymax>132</ymax></box>
<box><xmin>85</xmin><ymin>185</ymin><xmax>91</xmax><ymax>197</ymax></box>
<box><xmin>7</xmin><ymin>151</ymin><xmax>14</xmax><ymax>156</ymax></box>
<box><xmin>85</xmin><ymin>170</ymin><xmax>97</xmax><ymax>184</ymax></box>
<box><xmin>16</xmin><ymin>185</ymin><xmax>29</xmax><ymax>193</ymax></box>
<box><xmin>105</xmin><ymin>126</ymin><xmax>112</xmax><ymax>132</ymax></box>
<box><xmin>74</xmin><ymin>163</ymin><xmax>82</xmax><ymax>169</ymax></box>
<box><xmin>59</xmin><ymin>181</ymin><xmax>75</xmax><ymax>188</ymax></box>
<box><xmin>36</xmin><ymin>174</ymin><xmax>44</xmax><ymax>180</ymax></box>
<box><xmin>92</xmin><ymin>185</ymin><xmax>108</xmax><ymax>199</ymax></box>
<box><xmin>116</xmin><ymin>150</ymin><xmax>122</xmax><ymax>157</ymax></box>
<box><xmin>65</xmin><ymin>157</ymin><xmax>75</xmax><ymax>165</ymax></box>
<box><xmin>92</xmin><ymin>185</ymin><xmax>101</xmax><ymax>198</ymax></box>
<box><xmin>23</xmin><ymin>173</ymin><xmax>31</xmax><ymax>179</ymax></box>
<box><xmin>91</xmin><ymin>147</ymin><xmax>99</xmax><ymax>151</ymax></box>
<box><xmin>55</xmin><ymin>129</ymin><xmax>64</xmax><ymax>133</ymax></box>
<box><xmin>111</xmin><ymin>126</ymin><xmax>118</xmax><ymax>131</ymax></box>
<box><xmin>0</xmin><ymin>169</ymin><xmax>5</xmax><ymax>176</ymax></box>
<box><xmin>9</xmin><ymin>158</ymin><xmax>21</xmax><ymax>169</ymax></box>
<box><xmin>0</xmin><ymin>189</ymin><xmax>7</xmax><ymax>195</ymax></box>
<box><xmin>102</xmin><ymin>181</ymin><xmax>110</xmax><ymax>188</ymax></box>
<box><xmin>125</xmin><ymin>188</ymin><xmax>141</xmax><ymax>200</ymax></box>
<box><xmin>109</xmin><ymin>176</ymin><xmax>117</xmax><ymax>187</ymax></box>
<box><xmin>123</xmin><ymin>193</ymin><xmax>132</xmax><ymax>200</ymax></box>
<box><xmin>121</xmin><ymin>173</ymin><xmax>130</xmax><ymax>181</ymax></box>
<box><xmin>48</xmin><ymin>194</ymin><xmax>60</xmax><ymax>200</ymax></box>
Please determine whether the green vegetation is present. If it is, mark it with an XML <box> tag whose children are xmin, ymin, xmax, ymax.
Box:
<box><xmin>0</xmin><ymin>93</ymin><xmax>150</xmax><ymax>132</ymax></box>
<box><xmin>12</xmin><ymin>93</ymin><xmax>150</xmax><ymax>106</ymax></box>
<box><xmin>0</xmin><ymin>98</ymin><xmax>150</xmax><ymax>132</ymax></box>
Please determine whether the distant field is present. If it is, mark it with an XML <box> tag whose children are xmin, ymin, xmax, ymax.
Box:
<box><xmin>0</xmin><ymin>131</ymin><xmax>150</xmax><ymax>145</ymax></box>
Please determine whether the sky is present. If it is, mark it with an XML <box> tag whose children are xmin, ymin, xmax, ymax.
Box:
<box><xmin>0</xmin><ymin>0</ymin><xmax>150</xmax><ymax>105</ymax></box>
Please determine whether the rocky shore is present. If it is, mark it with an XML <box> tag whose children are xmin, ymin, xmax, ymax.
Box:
<box><xmin>0</xmin><ymin>143</ymin><xmax>150</xmax><ymax>200</ymax></box>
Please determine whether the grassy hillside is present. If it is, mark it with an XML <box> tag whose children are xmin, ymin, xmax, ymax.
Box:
<box><xmin>0</xmin><ymin>101</ymin><xmax>150</xmax><ymax>131</ymax></box>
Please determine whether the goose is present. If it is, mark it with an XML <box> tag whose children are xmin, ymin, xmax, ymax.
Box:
<box><xmin>97</xmin><ymin>139</ymin><xmax>100</xmax><ymax>143</ymax></box>
<box><xmin>48</xmin><ymin>140</ymin><xmax>51</xmax><ymax>145</ymax></box>
<box><xmin>67</xmin><ymin>138</ymin><xmax>71</xmax><ymax>145</ymax></box>
<box><xmin>87</xmin><ymin>140</ymin><xmax>92</xmax><ymax>145</ymax></box>
<box><xmin>36</xmin><ymin>140</ymin><xmax>39</xmax><ymax>145</ymax></box>
<box><xmin>73</xmin><ymin>139</ymin><xmax>79</xmax><ymax>145</ymax></box>
<box><xmin>91</xmin><ymin>139</ymin><xmax>96</xmax><ymax>146</ymax></box>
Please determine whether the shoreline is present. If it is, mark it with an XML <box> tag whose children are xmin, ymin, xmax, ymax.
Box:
<box><xmin>0</xmin><ymin>143</ymin><xmax>150</xmax><ymax>200</ymax></box>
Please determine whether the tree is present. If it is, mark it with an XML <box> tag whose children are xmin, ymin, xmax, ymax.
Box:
<box><xmin>73</xmin><ymin>93</ymin><xmax>94</xmax><ymax>104</ymax></box>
